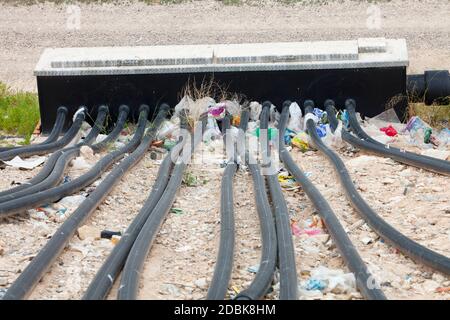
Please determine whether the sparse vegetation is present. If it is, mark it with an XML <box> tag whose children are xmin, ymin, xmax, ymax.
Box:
<box><xmin>408</xmin><ymin>102</ymin><xmax>450</xmax><ymax>130</ymax></box>
<box><xmin>0</xmin><ymin>82</ymin><xmax>40</xmax><ymax>145</ymax></box>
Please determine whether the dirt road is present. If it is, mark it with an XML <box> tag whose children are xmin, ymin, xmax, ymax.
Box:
<box><xmin>0</xmin><ymin>0</ymin><xmax>449</xmax><ymax>91</ymax></box>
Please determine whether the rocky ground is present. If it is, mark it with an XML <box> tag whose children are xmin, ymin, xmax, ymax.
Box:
<box><xmin>0</xmin><ymin>120</ymin><xmax>448</xmax><ymax>299</ymax></box>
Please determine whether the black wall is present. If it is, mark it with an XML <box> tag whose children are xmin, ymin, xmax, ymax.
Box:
<box><xmin>37</xmin><ymin>67</ymin><xmax>407</xmax><ymax>133</ymax></box>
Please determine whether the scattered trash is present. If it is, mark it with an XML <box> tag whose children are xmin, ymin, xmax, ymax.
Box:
<box><xmin>436</xmin><ymin>287</ymin><xmax>450</xmax><ymax>293</ymax></box>
<box><xmin>249</xmin><ymin>101</ymin><xmax>262</xmax><ymax>121</ymax></box>
<box><xmin>95</xmin><ymin>134</ymin><xmax>108</xmax><ymax>144</ymax></box>
<box><xmin>170</xmin><ymin>208</ymin><xmax>184</xmax><ymax>215</ymax></box>
<box><xmin>203</xmin><ymin>116</ymin><xmax>222</xmax><ymax>143</ymax></box>
<box><xmin>247</xmin><ymin>265</ymin><xmax>259</xmax><ymax>273</ymax></box>
<box><xmin>163</xmin><ymin>139</ymin><xmax>177</xmax><ymax>151</ymax></box>
<box><xmin>158</xmin><ymin>120</ymin><xmax>178</xmax><ymax>140</ymax></box>
<box><xmin>291</xmin><ymin>219</ymin><xmax>323</xmax><ymax>237</ymax></box>
<box><xmin>380</xmin><ymin>125</ymin><xmax>398</xmax><ymax>137</ymax></box>
<box><xmin>291</xmin><ymin>131</ymin><xmax>309</xmax><ymax>152</ymax></box>
<box><xmin>288</xmin><ymin>102</ymin><xmax>303</xmax><ymax>132</ymax></box>
<box><xmin>360</xmin><ymin>236</ymin><xmax>374</xmax><ymax>245</ymax></box>
<box><xmin>304</xmin><ymin>266</ymin><xmax>356</xmax><ymax>294</ymax></box>
<box><xmin>58</xmin><ymin>195</ymin><xmax>86</xmax><ymax>208</ymax></box>
<box><xmin>298</xmin><ymin>287</ymin><xmax>323</xmax><ymax>299</ymax></box>
<box><xmin>77</xmin><ymin>225</ymin><xmax>100</xmax><ymax>240</ymax></box>
<box><xmin>316</xmin><ymin>123</ymin><xmax>328</xmax><ymax>138</ymax></box>
<box><xmin>62</xmin><ymin>175</ymin><xmax>71</xmax><ymax>184</ymax></box>
<box><xmin>278</xmin><ymin>174</ymin><xmax>300</xmax><ymax>190</ymax></box>
<box><xmin>305</xmin><ymin>278</ymin><xmax>327</xmax><ymax>291</ymax></box>
<box><xmin>269</xmin><ymin>104</ymin><xmax>281</xmax><ymax>126</ymax></box>
<box><xmin>111</xmin><ymin>235</ymin><xmax>121</xmax><ymax>245</ymax></box>
<box><xmin>152</xmin><ymin>140</ymin><xmax>164</xmax><ymax>148</ymax></box>
<box><xmin>100</xmin><ymin>230</ymin><xmax>122</xmax><ymax>239</ymax></box>
<box><xmin>194</xmin><ymin>278</ymin><xmax>208</xmax><ymax>289</ymax></box>
<box><xmin>208</xmin><ymin>103</ymin><xmax>226</xmax><ymax>119</ymax></box>
<box><xmin>2</xmin><ymin>155</ymin><xmax>46</xmax><ymax>170</ymax></box>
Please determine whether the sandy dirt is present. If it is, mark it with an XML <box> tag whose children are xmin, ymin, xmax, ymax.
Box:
<box><xmin>0</xmin><ymin>0</ymin><xmax>449</xmax><ymax>91</ymax></box>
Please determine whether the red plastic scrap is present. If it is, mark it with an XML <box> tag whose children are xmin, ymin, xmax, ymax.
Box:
<box><xmin>380</xmin><ymin>125</ymin><xmax>398</xmax><ymax>137</ymax></box>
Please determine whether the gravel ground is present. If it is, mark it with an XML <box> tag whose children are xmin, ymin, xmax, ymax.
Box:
<box><xmin>0</xmin><ymin>124</ymin><xmax>449</xmax><ymax>299</ymax></box>
<box><xmin>0</xmin><ymin>0</ymin><xmax>449</xmax><ymax>91</ymax></box>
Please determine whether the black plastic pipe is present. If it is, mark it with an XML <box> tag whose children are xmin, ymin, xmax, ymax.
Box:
<box><xmin>341</xmin><ymin>99</ymin><xmax>450</xmax><ymax>176</ymax></box>
<box><xmin>0</xmin><ymin>106</ymin><xmax>129</xmax><ymax>199</ymax></box>
<box><xmin>117</xmin><ymin>113</ymin><xmax>198</xmax><ymax>300</ymax></box>
<box><xmin>278</xmin><ymin>101</ymin><xmax>386</xmax><ymax>300</ymax></box>
<box><xmin>234</xmin><ymin>152</ymin><xmax>277</xmax><ymax>300</ymax></box>
<box><xmin>0</xmin><ymin>106</ymin><xmax>67</xmax><ymax>152</ymax></box>
<box><xmin>260</xmin><ymin>102</ymin><xmax>297</xmax><ymax>300</ymax></box>
<box><xmin>0</xmin><ymin>107</ymin><xmax>86</xmax><ymax>161</ymax></box>
<box><xmin>2</xmin><ymin>104</ymin><xmax>168</xmax><ymax>300</ymax></box>
<box><xmin>83</xmin><ymin>136</ymin><xmax>185</xmax><ymax>300</ymax></box>
<box><xmin>305</xmin><ymin>100</ymin><xmax>450</xmax><ymax>276</ymax></box>
<box><xmin>207</xmin><ymin>115</ymin><xmax>236</xmax><ymax>300</ymax></box>
<box><xmin>0</xmin><ymin>105</ymin><xmax>149</xmax><ymax>218</ymax></box>
<box><xmin>407</xmin><ymin>70</ymin><xmax>450</xmax><ymax>105</ymax></box>
<box><xmin>0</xmin><ymin>106</ymin><xmax>109</xmax><ymax>204</ymax></box>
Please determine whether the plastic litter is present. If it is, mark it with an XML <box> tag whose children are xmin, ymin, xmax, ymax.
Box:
<box><xmin>208</xmin><ymin>103</ymin><xmax>226</xmax><ymax>119</ymax></box>
<box><xmin>380</xmin><ymin>125</ymin><xmax>398</xmax><ymax>137</ymax></box>
<box><xmin>270</xmin><ymin>104</ymin><xmax>281</xmax><ymax>126</ymax></box>
<box><xmin>100</xmin><ymin>230</ymin><xmax>122</xmax><ymax>239</ymax></box>
<box><xmin>287</xmin><ymin>102</ymin><xmax>303</xmax><ymax>132</ymax></box>
<box><xmin>249</xmin><ymin>101</ymin><xmax>262</xmax><ymax>121</ymax></box>
<box><xmin>291</xmin><ymin>131</ymin><xmax>309</xmax><ymax>152</ymax></box>
<box><xmin>170</xmin><ymin>208</ymin><xmax>184</xmax><ymax>215</ymax></box>
<box><xmin>247</xmin><ymin>265</ymin><xmax>260</xmax><ymax>273</ymax></box>
<box><xmin>316</xmin><ymin>123</ymin><xmax>328</xmax><ymax>138</ymax></box>
<box><xmin>2</xmin><ymin>155</ymin><xmax>46</xmax><ymax>169</ymax></box>
<box><xmin>95</xmin><ymin>134</ymin><xmax>108</xmax><ymax>144</ymax></box>
<box><xmin>163</xmin><ymin>139</ymin><xmax>177</xmax><ymax>151</ymax></box>
<box><xmin>203</xmin><ymin>116</ymin><xmax>222</xmax><ymax>143</ymax></box>
<box><xmin>111</xmin><ymin>235</ymin><xmax>121</xmax><ymax>245</ymax></box>
<box><xmin>305</xmin><ymin>279</ymin><xmax>327</xmax><ymax>291</ymax></box>
<box><xmin>58</xmin><ymin>194</ymin><xmax>86</xmax><ymax>208</ymax></box>
<box><xmin>306</xmin><ymin>266</ymin><xmax>357</xmax><ymax>294</ymax></box>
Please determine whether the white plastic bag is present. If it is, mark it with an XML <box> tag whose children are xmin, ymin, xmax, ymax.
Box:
<box><xmin>249</xmin><ymin>101</ymin><xmax>262</xmax><ymax>121</ymax></box>
<box><xmin>287</xmin><ymin>102</ymin><xmax>303</xmax><ymax>132</ymax></box>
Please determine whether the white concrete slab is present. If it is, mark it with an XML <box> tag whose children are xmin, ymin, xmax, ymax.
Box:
<box><xmin>34</xmin><ymin>39</ymin><xmax>408</xmax><ymax>76</ymax></box>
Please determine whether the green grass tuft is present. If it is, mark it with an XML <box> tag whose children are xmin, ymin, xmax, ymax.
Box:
<box><xmin>0</xmin><ymin>82</ymin><xmax>40</xmax><ymax>145</ymax></box>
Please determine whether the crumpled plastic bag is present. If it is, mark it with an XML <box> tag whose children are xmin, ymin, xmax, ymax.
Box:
<box><xmin>322</xmin><ymin>121</ymin><xmax>344</xmax><ymax>149</ymax></box>
<box><xmin>308</xmin><ymin>266</ymin><xmax>356</xmax><ymax>294</ymax></box>
<box><xmin>287</xmin><ymin>102</ymin><xmax>303</xmax><ymax>132</ymax></box>
<box><xmin>249</xmin><ymin>101</ymin><xmax>262</xmax><ymax>121</ymax></box>
<box><xmin>291</xmin><ymin>131</ymin><xmax>310</xmax><ymax>151</ymax></box>
<box><xmin>203</xmin><ymin>116</ymin><xmax>222</xmax><ymax>143</ymax></box>
<box><xmin>270</xmin><ymin>104</ymin><xmax>280</xmax><ymax>127</ymax></box>
<box><xmin>2</xmin><ymin>155</ymin><xmax>46</xmax><ymax>170</ymax></box>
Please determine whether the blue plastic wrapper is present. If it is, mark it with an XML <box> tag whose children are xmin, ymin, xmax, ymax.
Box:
<box><xmin>284</xmin><ymin>128</ymin><xmax>296</xmax><ymax>145</ymax></box>
<box><xmin>316</xmin><ymin>124</ymin><xmax>327</xmax><ymax>138</ymax></box>
<box><xmin>341</xmin><ymin>110</ymin><xmax>350</xmax><ymax>129</ymax></box>
<box><xmin>305</xmin><ymin>279</ymin><xmax>327</xmax><ymax>291</ymax></box>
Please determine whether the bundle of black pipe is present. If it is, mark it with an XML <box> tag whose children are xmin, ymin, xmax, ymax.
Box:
<box><xmin>304</xmin><ymin>100</ymin><xmax>450</xmax><ymax>275</ymax></box>
<box><xmin>3</xmin><ymin>104</ymin><xmax>169</xmax><ymax>300</ymax></box>
<box><xmin>331</xmin><ymin>99</ymin><xmax>450</xmax><ymax>176</ymax></box>
<box><xmin>0</xmin><ymin>106</ymin><xmax>111</xmax><ymax>204</ymax></box>
<box><xmin>0</xmin><ymin>106</ymin><xmax>86</xmax><ymax>161</ymax></box>
<box><xmin>0</xmin><ymin>105</ymin><xmax>129</xmax><ymax>199</ymax></box>
<box><xmin>278</xmin><ymin>100</ymin><xmax>386</xmax><ymax>300</ymax></box>
<box><xmin>0</xmin><ymin>106</ymin><xmax>67</xmax><ymax>153</ymax></box>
